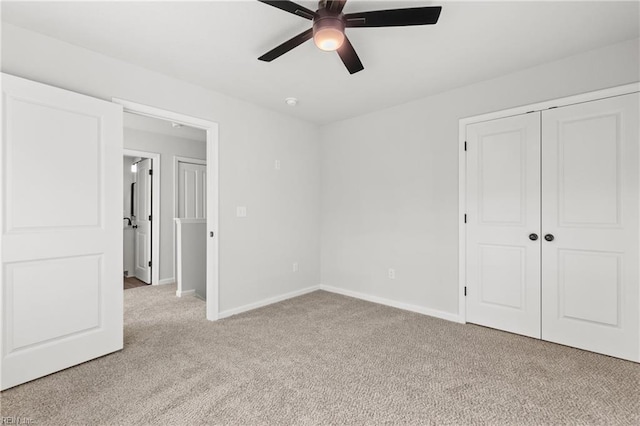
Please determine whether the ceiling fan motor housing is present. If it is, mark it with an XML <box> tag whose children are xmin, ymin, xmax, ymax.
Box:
<box><xmin>313</xmin><ymin>7</ymin><xmax>346</xmax><ymax>39</ymax></box>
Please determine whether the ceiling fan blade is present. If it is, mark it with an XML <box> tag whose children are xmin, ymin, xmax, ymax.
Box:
<box><xmin>257</xmin><ymin>0</ymin><xmax>316</xmax><ymax>20</ymax></box>
<box><xmin>326</xmin><ymin>0</ymin><xmax>347</xmax><ymax>13</ymax></box>
<box><xmin>336</xmin><ymin>36</ymin><xmax>364</xmax><ymax>74</ymax></box>
<box><xmin>345</xmin><ymin>6</ymin><xmax>442</xmax><ymax>27</ymax></box>
<box><xmin>258</xmin><ymin>28</ymin><xmax>314</xmax><ymax>62</ymax></box>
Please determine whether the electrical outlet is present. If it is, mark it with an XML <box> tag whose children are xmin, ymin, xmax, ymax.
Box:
<box><xmin>274</xmin><ymin>160</ymin><xmax>281</xmax><ymax>170</ymax></box>
<box><xmin>388</xmin><ymin>268</ymin><xmax>395</xmax><ymax>279</ymax></box>
<box><xmin>293</xmin><ymin>262</ymin><xmax>298</xmax><ymax>272</ymax></box>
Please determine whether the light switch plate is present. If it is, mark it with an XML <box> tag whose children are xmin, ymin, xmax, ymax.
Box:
<box><xmin>236</xmin><ymin>206</ymin><xmax>247</xmax><ymax>217</ymax></box>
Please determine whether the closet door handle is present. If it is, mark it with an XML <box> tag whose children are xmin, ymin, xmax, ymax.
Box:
<box><xmin>529</xmin><ymin>233</ymin><xmax>538</xmax><ymax>241</ymax></box>
<box><xmin>544</xmin><ymin>234</ymin><xmax>555</xmax><ymax>242</ymax></box>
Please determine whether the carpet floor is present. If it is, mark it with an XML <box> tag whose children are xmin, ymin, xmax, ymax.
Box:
<box><xmin>1</xmin><ymin>284</ymin><xmax>639</xmax><ymax>425</ymax></box>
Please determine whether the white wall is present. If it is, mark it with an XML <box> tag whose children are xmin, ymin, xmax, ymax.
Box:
<box><xmin>124</xmin><ymin>127</ymin><xmax>206</xmax><ymax>283</ymax></box>
<box><xmin>4</xmin><ymin>22</ymin><xmax>637</xmax><ymax>322</ymax></box>
<box><xmin>320</xmin><ymin>37</ymin><xmax>640</xmax><ymax>318</ymax></box>
<box><xmin>1</xmin><ymin>23</ymin><xmax>321</xmax><ymax>312</ymax></box>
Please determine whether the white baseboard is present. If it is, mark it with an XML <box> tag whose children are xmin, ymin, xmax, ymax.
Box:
<box><xmin>158</xmin><ymin>277</ymin><xmax>175</xmax><ymax>285</ymax></box>
<box><xmin>216</xmin><ymin>283</ymin><xmax>461</xmax><ymax>324</ymax></box>
<box><xmin>176</xmin><ymin>289</ymin><xmax>195</xmax><ymax>298</ymax></box>
<box><xmin>319</xmin><ymin>284</ymin><xmax>463</xmax><ymax>324</ymax></box>
<box><xmin>218</xmin><ymin>285</ymin><xmax>320</xmax><ymax>319</ymax></box>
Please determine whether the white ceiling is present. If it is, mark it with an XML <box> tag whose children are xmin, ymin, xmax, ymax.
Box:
<box><xmin>2</xmin><ymin>1</ymin><xmax>638</xmax><ymax>124</ymax></box>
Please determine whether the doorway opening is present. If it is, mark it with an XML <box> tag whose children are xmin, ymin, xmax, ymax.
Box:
<box><xmin>117</xmin><ymin>103</ymin><xmax>219</xmax><ymax>321</ymax></box>
<box><xmin>123</xmin><ymin>151</ymin><xmax>158</xmax><ymax>288</ymax></box>
<box><xmin>112</xmin><ymin>98</ymin><xmax>219</xmax><ymax>321</ymax></box>
<box><xmin>174</xmin><ymin>156</ymin><xmax>207</xmax><ymax>299</ymax></box>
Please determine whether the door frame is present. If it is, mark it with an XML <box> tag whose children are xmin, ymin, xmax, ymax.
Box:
<box><xmin>123</xmin><ymin>149</ymin><xmax>161</xmax><ymax>286</ymax></box>
<box><xmin>113</xmin><ymin>98</ymin><xmax>220</xmax><ymax>321</ymax></box>
<box><xmin>458</xmin><ymin>82</ymin><xmax>640</xmax><ymax>324</ymax></box>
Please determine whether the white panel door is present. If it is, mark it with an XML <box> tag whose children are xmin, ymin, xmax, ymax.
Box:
<box><xmin>1</xmin><ymin>73</ymin><xmax>123</xmax><ymax>389</ymax></box>
<box><xmin>134</xmin><ymin>158</ymin><xmax>152</xmax><ymax>284</ymax></box>
<box><xmin>542</xmin><ymin>93</ymin><xmax>639</xmax><ymax>361</ymax></box>
<box><xmin>466</xmin><ymin>113</ymin><xmax>542</xmax><ymax>338</ymax></box>
<box><xmin>178</xmin><ymin>162</ymin><xmax>206</xmax><ymax>219</ymax></box>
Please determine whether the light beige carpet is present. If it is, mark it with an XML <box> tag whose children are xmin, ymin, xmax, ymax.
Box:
<box><xmin>1</xmin><ymin>284</ymin><xmax>639</xmax><ymax>425</ymax></box>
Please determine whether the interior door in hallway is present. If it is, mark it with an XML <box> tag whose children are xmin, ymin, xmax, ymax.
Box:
<box><xmin>541</xmin><ymin>92</ymin><xmax>639</xmax><ymax>362</ymax></box>
<box><xmin>465</xmin><ymin>112</ymin><xmax>542</xmax><ymax>338</ymax></box>
<box><xmin>178</xmin><ymin>161</ymin><xmax>206</xmax><ymax>219</ymax></box>
<box><xmin>134</xmin><ymin>158</ymin><xmax>152</xmax><ymax>284</ymax></box>
<box><xmin>1</xmin><ymin>73</ymin><xmax>123</xmax><ymax>389</ymax></box>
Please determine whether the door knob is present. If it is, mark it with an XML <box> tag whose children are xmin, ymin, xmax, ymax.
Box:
<box><xmin>544</xmin><ymin>234</ymin><xmax>555</xmax><ymax>242</ymax></box>
<box><xmin>529</xmin><ymin>233</ymin><xmax>538</xmax><ymax>241</ymax></box>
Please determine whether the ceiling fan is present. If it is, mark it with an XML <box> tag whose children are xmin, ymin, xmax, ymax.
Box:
<box><xmin>257</xmin><ymin>0</ymin><xmax>442</xmax><ymax>74</ymax></box>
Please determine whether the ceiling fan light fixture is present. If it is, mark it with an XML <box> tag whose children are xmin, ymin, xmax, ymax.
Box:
<box><xmin>313</xmin><ymin>13</ymin><xmax>345</xmax><ymax>52</ymax></box>
<box><xmin>313</xmin><ymin>27</ymin><xmax>345</xmax><ymax>51</ymax></box>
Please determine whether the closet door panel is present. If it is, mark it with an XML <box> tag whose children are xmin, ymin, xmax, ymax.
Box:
<box><xmin>542</xmin><ymin>93</ymin><xmax>639</xmax><ymax>362</ymax></box>
<box><xmin>466</xmin><ymin>113</ymin><xmax>541</xmax><ymax>338</ymax></box>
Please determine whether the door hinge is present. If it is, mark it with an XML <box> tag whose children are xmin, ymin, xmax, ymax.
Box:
<box><xmin>464</xmin><ymin>214</ymin><xmax>467</xmax><ymax>224</ymax></box>
<box><xmin>149</xmin><ymin>169</ymin><xmax>153</xmax><ymax>175</ymax></box>
<box><xmin>148</xmin><ymin>215</ymin><xmax>152</xmax><ymax>221</ymax></box>
<box><xmin>464</xmin><ymin>286</ymin><xmax>467</xmax><ymax>296</ymax></box>
<box><xmin>464</xmin><ymin>141</ymin><xmax>467</xmax><ymax>151</ymax></box>
<box><xmin>148</xmin><ymin>261</ymin><xmax>152</xmax><ymax>267</ymax></box>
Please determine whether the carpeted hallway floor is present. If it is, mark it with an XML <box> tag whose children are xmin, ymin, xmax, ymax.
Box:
<box><xmin>1</xmin><ymin>284</ymin><xmax>639</xmax><ymax>425</ymax></box>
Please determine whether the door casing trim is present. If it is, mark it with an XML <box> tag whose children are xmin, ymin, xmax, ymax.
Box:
<box><xmin>113</xmin><ymin>98</ymin><xmax>220</xmax><ymax>321</ymax></box>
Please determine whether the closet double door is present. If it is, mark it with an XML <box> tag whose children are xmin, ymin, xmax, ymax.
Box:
<box><xmin>465</xmin><ymin>92</ymin><xmax>639</xmax><ymax>362</ymax></box>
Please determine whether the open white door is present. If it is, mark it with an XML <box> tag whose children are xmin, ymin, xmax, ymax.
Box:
<box><xmin>134</xmin><ymin>158</ymin><xmax>152</xmax><ymax>283</ymax></box>
<box><xmin>1</xmin><ymin>74</ymin><xmax>123</xmax><ymax>390</ymax></box>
